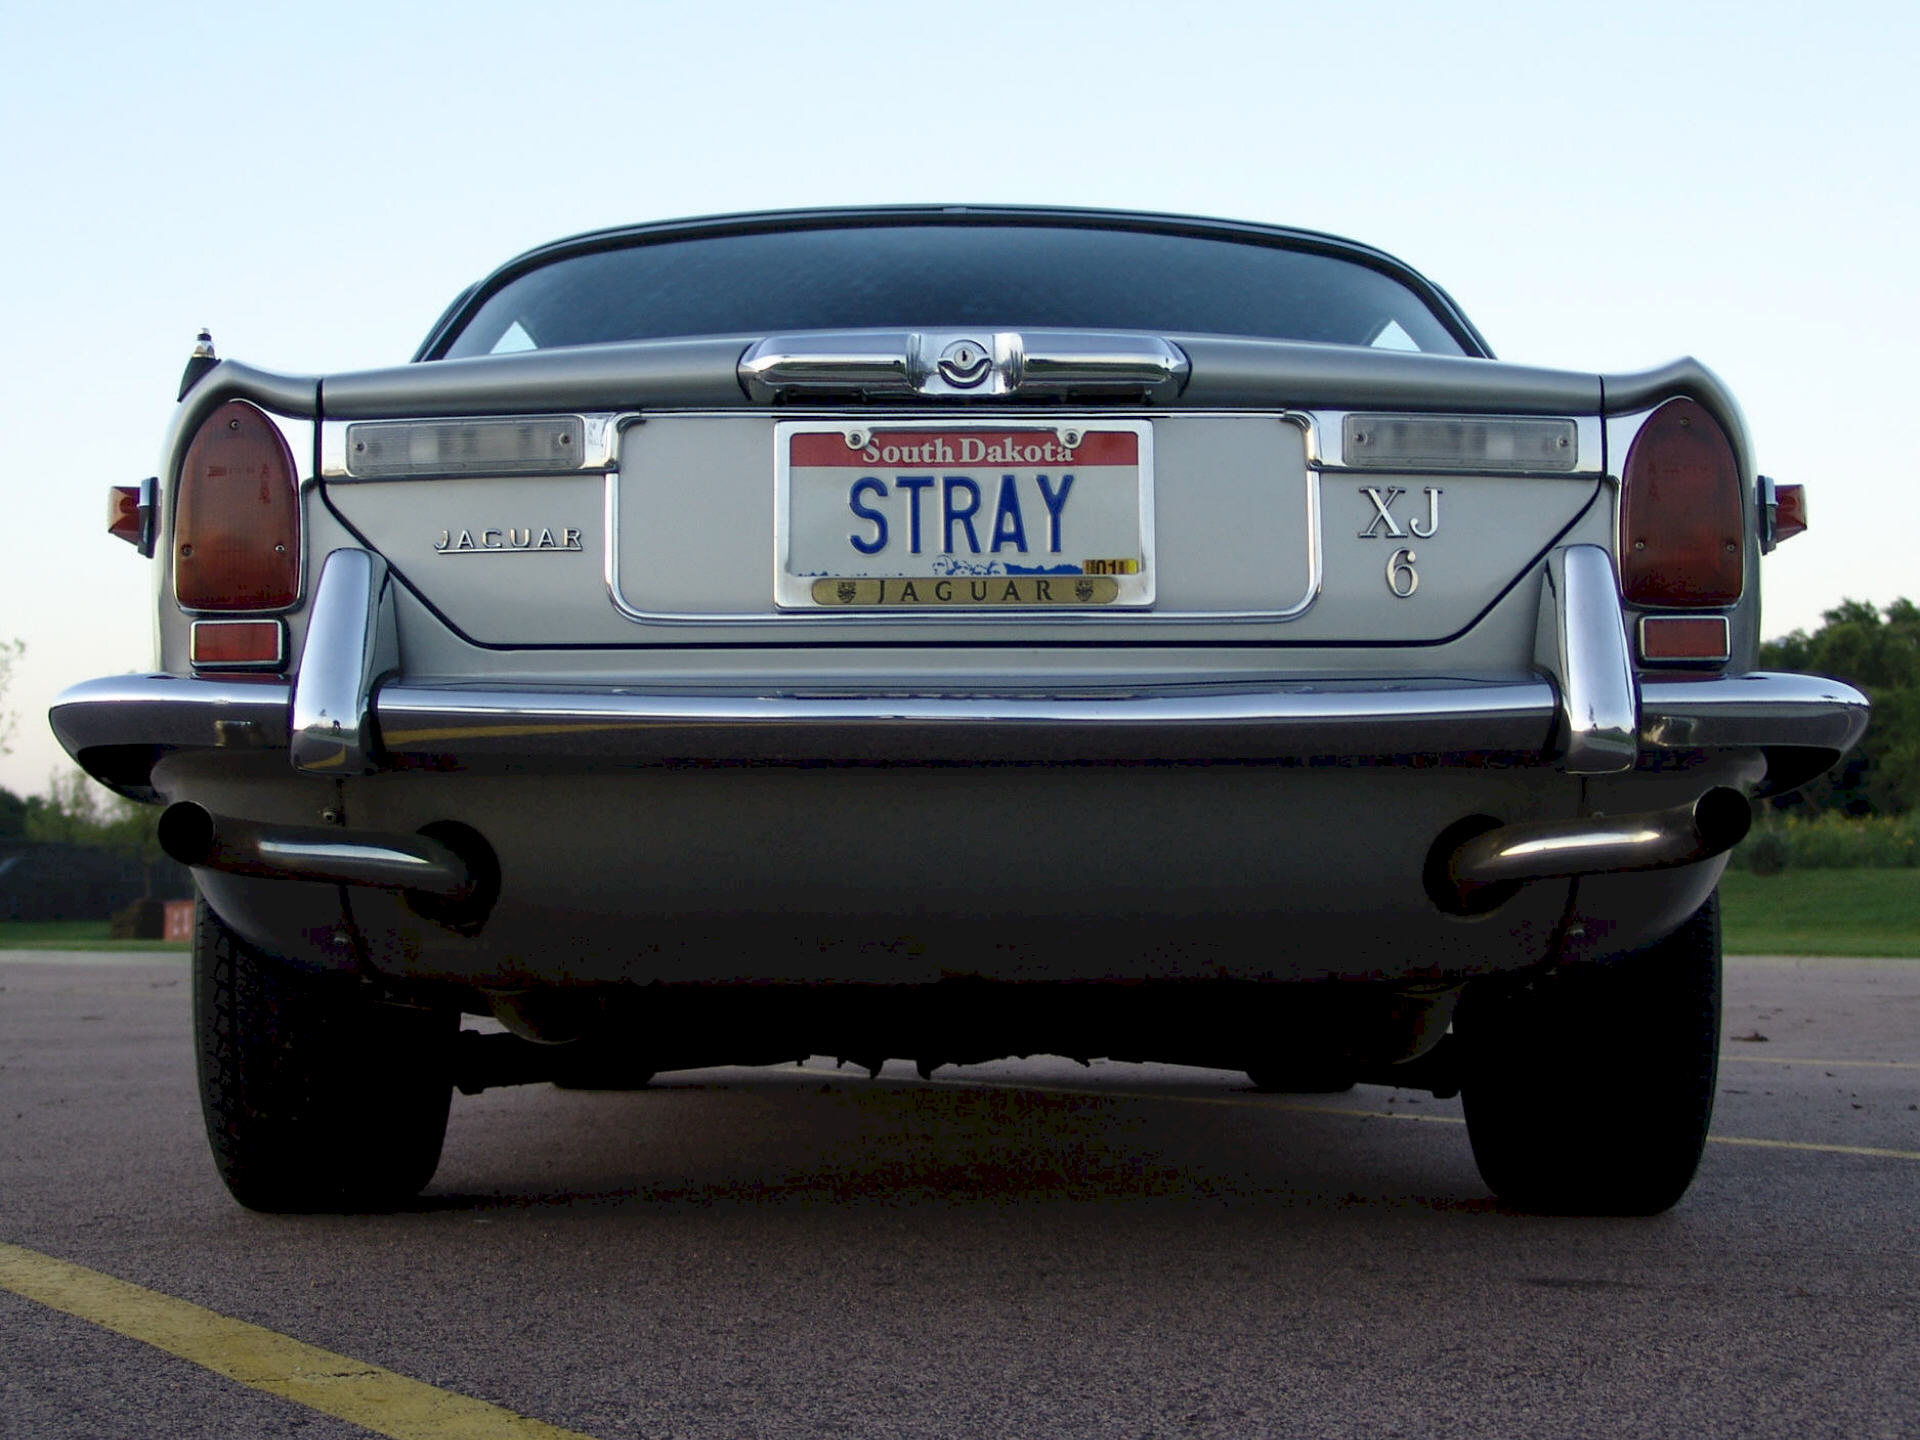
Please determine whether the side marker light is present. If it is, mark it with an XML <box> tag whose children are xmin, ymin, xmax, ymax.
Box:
<box><xmin>1766</xmin><ymin>480</ymin><xmax>1807</xmax><ymax>550</ymax></box>
<box><xmin>108</xmin><ymin>479</ymin><xmax>157</xmax><ymax>555</ymax></box>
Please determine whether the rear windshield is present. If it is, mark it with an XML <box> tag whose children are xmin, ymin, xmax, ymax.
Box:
<box><xmin>439</xmin><ymin>224</ymin><xmax>1468</xmax><ymax>358</ymax></box>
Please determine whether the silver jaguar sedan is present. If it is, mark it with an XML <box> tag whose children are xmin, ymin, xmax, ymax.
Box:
<box><xmin>53</xmin><ymin>206</ymin><xmax>1867</xmax><ymax>1215</ymax></box>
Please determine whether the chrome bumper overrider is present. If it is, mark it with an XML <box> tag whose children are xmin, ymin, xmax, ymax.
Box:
<box><xmin>50</xmin><ymin>546</ymin><xmax>1869</xmax><ymax>794</ymax></box>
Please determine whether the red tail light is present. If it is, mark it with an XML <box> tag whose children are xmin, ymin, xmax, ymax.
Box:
<box><xmin>1618</xmin><ymin>397</ymin><xmax>1744</xmax><ymax>606</ymax></box>
<box><xmin>189</xmin><ymin>618</ymin><xmax>287</xmax><ymax>669</ymax></box>
<box><xmin>173</xmin><ymin>400</ymin><xmax>300</xmax><ymax>610</ymax></box>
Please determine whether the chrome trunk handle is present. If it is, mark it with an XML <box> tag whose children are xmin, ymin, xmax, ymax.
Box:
<box><xmin>738</xmin><ymin>329</ymin><xmax>1189</xmax><ymax>402</ymax></box>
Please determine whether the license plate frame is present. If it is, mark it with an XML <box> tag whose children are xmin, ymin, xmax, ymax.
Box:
<box><xmin>774</xmin><ymin>418</ymin><xmax>1155</xmax><ymax>611</ymax></box>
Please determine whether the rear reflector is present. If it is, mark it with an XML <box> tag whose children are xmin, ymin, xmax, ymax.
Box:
<box><xmin>1619</xmin><ymin>398</ymin><xmax>1744</xmax><ymax>606</ymax></box>
<box><xmin>344</xmin><ymin>416</ymin><xmax>585</xmax><ymax>477</ymax></box>
<box><xmin>173</xmin><ymin>400</ymin><xmax>300</xmax><ymax>610</ymax></box>
<box><xmin>1639</xmin><ymin>615</ymin><xmax>1730</xmax><ymax>664</ymax></box>
<box><xmin>190</xmin><ymin>618</ymin><xmax>286</xmax><ymax>669</ymax></box>
<box><xmin>1344</xmin><ymin>414</ymin><xmax>1578</xmax><ymax>471</ymax></box>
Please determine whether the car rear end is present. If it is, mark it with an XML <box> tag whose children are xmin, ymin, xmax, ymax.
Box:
<box><xmin>58</xmin><ymin>208</ymin><xmax>1864</xmax><ymax>1047</ymax></box>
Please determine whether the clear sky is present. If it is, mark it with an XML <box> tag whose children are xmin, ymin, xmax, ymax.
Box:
<box><xmin>2</xmin><ymin>0</ymin><xmax>1913</xmax><ymax>795</ymax></box>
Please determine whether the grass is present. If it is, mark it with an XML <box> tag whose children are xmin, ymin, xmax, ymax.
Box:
<box><xmin>1727</xmin><ymin>811</ymin><xmax>1920</xmax><ymax>872</ymax></box>
<box><xmin>0</xmin><ymin>919</ymin><xmax>185</xmax><ymax>953</ymax></box>
<box><xmin>4</xmin><ymin>871</ymin><xmax>1915</xmax><ymax>958</ymax></box>
<box><xmin>1718</xmin><ymin>869</ymin><xmax>1919</xmax><ymax>958</ymax></box>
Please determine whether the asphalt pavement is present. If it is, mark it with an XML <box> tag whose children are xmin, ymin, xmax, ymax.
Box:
<box><xmin>1</xmin><ymin>951</ymin><xmax>1915</xmax><ymax>1439</ymax></box>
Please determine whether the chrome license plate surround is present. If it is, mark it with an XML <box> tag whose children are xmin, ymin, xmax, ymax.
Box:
<box><xmin>774</xmin><ymin>418</ymin><xmax>1155</xmax><ymax>611</ymax></box>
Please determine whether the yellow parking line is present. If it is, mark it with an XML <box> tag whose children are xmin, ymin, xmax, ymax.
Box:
<box><xmin>0</xmin><ymin>1242</ymin><xmax>595</xmax><ymax>1440</ymax></box>
<box><xmin>1721</xmin><ymin>1054</ymin><xmax>1920</xmax><ymax>1071</ymax></box>
<box><xmin>1707</xmin><ymin>1135</ymin><xmax>1920</xmax><ymax>1162</ymax></box>
<box><xmin>911</xmin><ymin>1075</ymin><xmax>1920</xmax><ymax>1163</ymax></box>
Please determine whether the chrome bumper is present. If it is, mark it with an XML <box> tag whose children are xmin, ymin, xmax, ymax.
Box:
<box><xmin>51</xmin><ymin>546</ymin><xmax>1869</xmax><ymax>795</ymax></box>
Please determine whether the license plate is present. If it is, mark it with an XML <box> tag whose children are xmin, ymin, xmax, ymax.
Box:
<box><xmin>775</xmin><ymin>420</ymin><xmax>1155</xmax><ymax>610</ymax></box>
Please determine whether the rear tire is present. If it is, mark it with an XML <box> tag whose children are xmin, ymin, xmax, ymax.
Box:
<box><xmin>1460</xmin><ymin>892</ymin><xmax>1721</xmax><ymax>1216</ymax></box>
<box><xmin>193</xmin><ymin>898</ymin><xmax>454</xmax><ymax>1212</ymax></box>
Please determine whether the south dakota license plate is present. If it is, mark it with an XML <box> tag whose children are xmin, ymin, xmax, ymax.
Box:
<box><xmin>775</xmin><ymin>420</ymin><xmax>1155</xmax><ymax>610</ymax></box>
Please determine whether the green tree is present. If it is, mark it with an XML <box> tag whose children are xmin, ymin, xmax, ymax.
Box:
<box><xmin>1761</xmin><ymin>598</ymin><xmax>1919</xmax><ymax>815</ymax></box>
<box><xmin>0</xmin><ymin>639</ymin><xmax>25</xmax><ymax>839</ymax></box>
<box><xmin>1</xmin><ymin>643</ymin><xmax>166</xmax><ymax>889</ymax></box>
<box><xmin>23</xmin><ymin>766</ymin><xmax>164</xmax><ymax>897</ymax></box>
<box><xmin>25</xmin><ymin>767</ymin><xmax>151</xmax><ymax>843</ymax></box>
<box><xmin>0</xmin><ymin>637</ymin><xmax>22</xmax><ymax>759</ymax></box>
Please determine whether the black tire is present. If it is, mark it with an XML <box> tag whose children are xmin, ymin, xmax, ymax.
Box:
<box><xmin>193</xmin><ymin>898</ymin><xmax>455</xmax><ymax>1212</ymax></box>
<box><xmin>1460</xmin><ymin>892</ymin><xmax>1722</xmax><ymax>1216</ymax></box>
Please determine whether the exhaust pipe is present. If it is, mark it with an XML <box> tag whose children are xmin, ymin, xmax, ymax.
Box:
<box><xmin>1449</xmin><ymin>787</ymin><xmax>1752</xmax><ymax>897</ymax></box>
<box><xmin>157</xmin><ymin>802</ymin><xmax>473</xmax><ymax>901</ymax></box>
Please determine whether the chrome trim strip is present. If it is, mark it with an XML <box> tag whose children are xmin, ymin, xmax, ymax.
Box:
<box><xmin>604</xmin><ymin>413</ymin><xmax>1324</xmax><ymax>627</ymax></box>
<box><xmin>290</xmin><ymin>548</ymin><xmax>398</xmax><ymax>775</ymax></box>
<box><xmin>1534</xmin><ymin>544</ymin><xmax>1639</xmax><ymax>774</ymax></box>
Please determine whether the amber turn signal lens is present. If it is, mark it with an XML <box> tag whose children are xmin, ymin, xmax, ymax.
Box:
<box><xmin>108</xmin><ymin>485</ymin><xmax>146</xmax><ymax>548</ymax></box>
<box><xmin>1619</xmin><ymin>398</ymin><xmax>1744</xmax><ymax>606</ymax></box>
<box><xmin>173</xmin><ymin>400</ymin><xmax>300</xmax><ymax>610</ymax></box>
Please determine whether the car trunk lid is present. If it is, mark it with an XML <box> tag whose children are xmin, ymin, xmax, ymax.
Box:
<box><xmin>316</xmin><ymin>335</ymin><xmax>1608</xmax><ymax>649</ymax></box>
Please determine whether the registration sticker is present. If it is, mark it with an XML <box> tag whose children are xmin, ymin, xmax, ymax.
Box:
<box><xmin>775</xmin><ymin>420</ymin><xmax>1155</xmax><ymax>610</ymax></box>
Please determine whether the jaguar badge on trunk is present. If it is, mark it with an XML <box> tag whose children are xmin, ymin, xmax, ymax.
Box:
<box><xmin>434</xmin><ymin>527</ymin><xmax>583</xmax><ymax>554</ymax></box>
